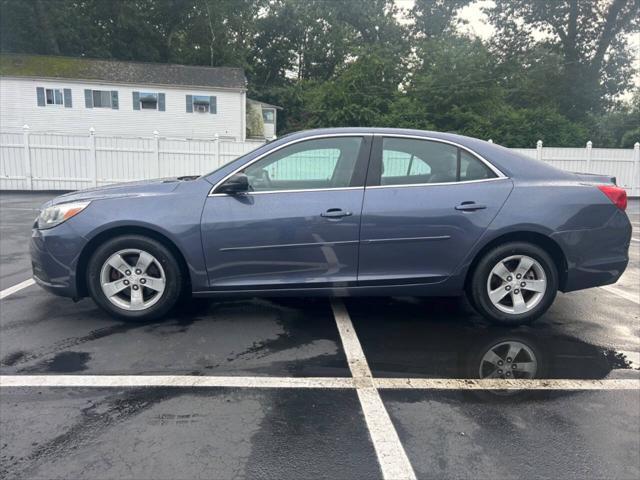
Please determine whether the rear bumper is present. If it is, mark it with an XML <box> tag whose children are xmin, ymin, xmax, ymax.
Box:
<box><xmin>552</xmin><ymin>209</ymin><xmax>632</xmax><ymax>292</ymax></box>
<box><xmin>30</xmin><ymin>222</ymin><xmax>87</xmax><ymax>298</ymax></box>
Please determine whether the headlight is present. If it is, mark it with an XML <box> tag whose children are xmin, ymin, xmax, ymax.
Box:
<box><xmin>37</xmin><ymin>201</ymin><xmax>90</xmax><ymax>230</ymax></box>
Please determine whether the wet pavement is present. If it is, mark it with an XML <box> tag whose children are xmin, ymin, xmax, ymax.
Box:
<box><xmin>1</xmin><ymin>192</ymin><xmax>639</xmax><ymax>479</ymax></box>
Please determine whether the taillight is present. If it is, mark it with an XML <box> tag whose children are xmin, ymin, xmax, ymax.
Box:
<box><xmin>597</xmin><ymin>185</ymin><xmax>627</xmax><ymax>210</ymax></box>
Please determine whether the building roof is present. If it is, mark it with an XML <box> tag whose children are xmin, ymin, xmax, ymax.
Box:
<box><xmin>0</xmin><ymin>53</ymin><xmax>247</xmax><ymax>90</ymax></box>
<box><xmin>247</xmin><ymin>98</ymin><xmax>283</xmax><ymax>110</ymax></box>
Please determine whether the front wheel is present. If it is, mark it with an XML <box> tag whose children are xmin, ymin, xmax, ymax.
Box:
<box><xmin>469</xmin><ymin>242</ymin><xmax>558</xmax><ymax>324</ymax></box>
<box><xmin>87</xmin><ymin>235</ymin><xmax>182</xmax><ymax>321</ymax></box>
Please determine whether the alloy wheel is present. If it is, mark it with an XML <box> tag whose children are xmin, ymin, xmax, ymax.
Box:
<box><xmin>99</xmin><ymin>248</ymin><xmax>166</xmax><ymax>311</ymax></box>
<box><xmin>486</xmin><ymin>255</ymin><xmax>547</xmax><ymax>315</ymax></box>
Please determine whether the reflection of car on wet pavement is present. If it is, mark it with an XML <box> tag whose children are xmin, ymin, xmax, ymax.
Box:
<box><xmin>343</xmin><ymin>297</ymin><xmax>632</xmax><ymax>384</ymax></box>
<box><xmin>30</xmin><ymin>128</ymin><xmax>632</xmax><ymax>325</ymax></box>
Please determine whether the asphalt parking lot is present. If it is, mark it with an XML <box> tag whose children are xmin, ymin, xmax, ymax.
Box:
<box><xmin>1</xmin><ymin>192</ymin><xmax>639</xmax><ymax>480</ymax></box>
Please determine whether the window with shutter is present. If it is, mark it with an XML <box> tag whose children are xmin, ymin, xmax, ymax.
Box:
<box><xmin>92</xmin><ymin>90</ymin><xmax>111</xmax><ymax>108</ymax></box>
<box><xmin>191</xmin><ymin>95</ymin><xmax>211</xmax><ymax>113</ymax></box>
<box><xmin>87</xmin><ymin>90</ymin><xmax>119</xmax><ymax>108</ymax></box>
<box><xmin>139</xmin><ymin>92</ymin><xmax>158</xmax><ymax>109</ymax></box>
<box><xmin>38</xmin><ymin>87</ymin><xmax>67</xmax><ymax>107</ymax></box>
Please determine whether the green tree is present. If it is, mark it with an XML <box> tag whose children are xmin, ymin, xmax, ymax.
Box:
<box><xmin>409</xmin><ymin>0</ymin><xmax>473</xmax><ymax>38</ymax></box>
<box><xmin>486</xmin><ymin>0</ymin><xmax>640</xmax><ymax>118</ymax></box>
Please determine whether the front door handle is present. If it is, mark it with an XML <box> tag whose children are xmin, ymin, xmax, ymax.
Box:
<box><xmin>455</xmin><ymin>202</ymin><xmax>487</xmax><ymax>212</ymax></box>
<box><xmin>321</xmin><ymin>208</ymin><xmax>353</xmax><ymax>219</ymax></box>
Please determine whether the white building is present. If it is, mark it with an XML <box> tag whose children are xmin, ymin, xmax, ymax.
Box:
<box><xmin>0</xmin><ymin>54</ymin><xmax>278</xmax><ymax>141</ymax></box>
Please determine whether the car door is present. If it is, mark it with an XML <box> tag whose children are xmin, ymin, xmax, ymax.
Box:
<box><xmin>358</xmin><ymin>135</ymin><xmax>513</xmax><ymax>284</ymax></box>
<box><xmin>201</xmin><ymin>135</ymin><xmax>371</xmax><ymax>289</ymax></box>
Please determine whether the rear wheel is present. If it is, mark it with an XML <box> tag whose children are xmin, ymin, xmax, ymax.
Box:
<box><xmin>87</xmin><ymin>235</ymin><xmax>182</xmax><ymax>321</ymax></box>
<box><xmin>469</xmin><ymin>242</ymin><xmax>558</xmax><ymax>324</ymax></box>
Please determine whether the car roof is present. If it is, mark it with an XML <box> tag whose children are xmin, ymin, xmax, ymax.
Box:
<box><xmin>281</xmin><ymin>128</ymin><xmax>572</xmax><ymax>180</ymax></box>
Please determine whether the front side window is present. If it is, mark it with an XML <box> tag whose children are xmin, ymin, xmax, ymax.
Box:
<box><xmin>378</xmin><ymin>137</ymin><xmax>496</xmax><ymax>186</ymax></box>
<box><xmin>241</xmin><ymin>137</ymin><xmax>363</xmax><ymax>192</ymax></box>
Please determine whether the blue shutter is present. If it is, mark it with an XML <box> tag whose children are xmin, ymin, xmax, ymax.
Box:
<box><xmin>63</xmin><ymin>88</ymin><xmax>72</xmax><ymax>108</ymax></box>
<box><xmin>158</xmin><ymin>93</ymin><xmax>165</xmax><ymax>111</ymax></box>
<box><xmin>36</xmin><ymin>87</ymin><xmax>45</xmax><ymax>106</ymax></box>
<box><xmin>132</xmin><ymin>91</ymin><xmax>140</xmax><ymax>110</ymax></box>
<box><xmin>84</xmin><ymin>89</ymin><xmax>93</xmax><ymax>108</ymax></box>
<box><xmin>186</xmin><ymin>95</ymin><xmax>193</xmax><ymax>113</ymax></box>
<box><xmin>209</xmin><ymin>96</ymin><xmax>216</xmax><ymax>114</ymax></box>
<box><xmin>111</xmin><ymin>91</ymin><xmax>119</xmax><ymax>109</ymax></box>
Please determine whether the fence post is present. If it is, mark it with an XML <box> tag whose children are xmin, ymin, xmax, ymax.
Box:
<box><xmin>88</xmin><ymin>127</ymin><xmax>97</xmax><ymax>187</ymax></box>
<box><xmin>536</xmin><ymin>140</ymin><xmax>543</xmax><ymax>161</ymax></box>
<box><xmin>633</xmin><ymin>142</ymin><xmax>640</xmax><ymax>197</ymax></box>
<box><xmin>214</xmin><ymin>134</ymin><xmax>220</xmax><ymax>167</ymax></box>
<box><xmin>22</xmin><ymin>124</ymin><xmax>32</xmax><ymax>190</ymax></box>
<box><xmin>153</xmin><ymin>130</ymin><xmax>160</xmax><ymax>177</ymax></box>
<box><xmin>586</xmin><ymin>140</ymin><xmax>592</xmax><ymax>170</ymax></box>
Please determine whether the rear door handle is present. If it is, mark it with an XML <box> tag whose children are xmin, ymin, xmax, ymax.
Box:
<box><xmin>455</xmin><ymin>202</ymin><xmax>487</xmax><ymax>212</ymax></box>
<box><xmin>321</xmin><ymin>208</ymin><xmax>352</xmax><ymax>219</ymax></box>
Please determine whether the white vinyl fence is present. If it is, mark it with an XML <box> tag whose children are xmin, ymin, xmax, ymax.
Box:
<box><xmin>512</xmin><ymin>140</ymin><xmax>640</xmax><ymax>197</ymax></box>
<box><xmin>1</xmin><ymin>127</ymin><xmax>639</xmax><ymax>196</ymax></box>
<box><xmin>0</xmin><ymin>127</ymin><xmax>264</xmax><ymax>191</ymax></box>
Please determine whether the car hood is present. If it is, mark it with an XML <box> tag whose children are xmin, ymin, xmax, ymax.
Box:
<box><xmin>42</xmin><ymin>176</ymin><xmax>200</xmax><ymax>208</ymax></box>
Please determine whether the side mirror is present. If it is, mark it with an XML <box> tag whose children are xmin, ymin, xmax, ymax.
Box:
<box><xmin>216</xmin><ymin>173</ymin><xmax>250</xmax><ymax>194</ymax></box>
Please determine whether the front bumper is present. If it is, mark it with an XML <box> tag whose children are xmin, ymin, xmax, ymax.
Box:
<box><xmin>552</xmin><ymin>208</ymin><xmax>632</xmax><ymax>292</ymax></box>
<box><xmin>30</xmin><ymin>221</ymin><xmax>87</xmax><ymax>298</ymax></box>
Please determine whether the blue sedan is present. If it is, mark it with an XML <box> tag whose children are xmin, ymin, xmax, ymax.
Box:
<box><xmin>30</xmin><ymin>128</ymin><xmax>631</xmax><ymax>324</ymax></box>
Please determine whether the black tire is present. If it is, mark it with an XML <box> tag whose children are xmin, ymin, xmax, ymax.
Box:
<box><xmin>468</xmin><ymin>242</ymin><xmax>558</xmax><ymax>325</ymax></box>
<box><xmin>87</xmin><ymin>235</ymin><xmax>182</xmax><ymax>321</ymax></box>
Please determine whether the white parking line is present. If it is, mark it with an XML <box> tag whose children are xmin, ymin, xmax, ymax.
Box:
<box><xmin>0</xmin><ymin>375</ymin><xmax>355</xmax><ymax>389</ymax></box>
<box><xmin>375</xmin><ymin>378</ymin><xmax>640</xmax><ymax>390</ymax></box>
<box><xmin>0</xmin><ymin>278</ymin><xmax>35</xmax><ymax>300</ymax></box>
<box><xmin>601</xmin><ymin>285</ymin><xmax>640</xmax><ymax>304</ymax></box>
<box><xmin>1</xmin><ymin>375</ymin><xmax>637</xmax><ymax>390</ymax></box>
<box><xmin>331</xmin><ymin>299</ymin><xmax>417</xmax><ymax>480</ymax></box>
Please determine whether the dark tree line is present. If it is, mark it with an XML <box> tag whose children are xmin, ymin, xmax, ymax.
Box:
<box><xmin>1</xmin><ymin>0</ymin><xmax>638</xmax><ymax>147</ymax></box>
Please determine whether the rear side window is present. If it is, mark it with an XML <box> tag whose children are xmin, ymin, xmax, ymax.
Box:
<box><xmin>380</xmin><ymin>138</ymin><xmax>457</xmax><ymax>185</ymax></box>
<box><xmin>377</xmin><ymin>137</ymin><xmax>496</xmax><ymax>186</ymax></box>
<box><xmin>459</xmin><ymin>150</ymin><xmax>496</xmax><ymax>181</ymax></box>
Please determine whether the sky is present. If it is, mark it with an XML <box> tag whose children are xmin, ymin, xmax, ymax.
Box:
<box><xmin>395</xmin><ymin>0</ymin><xmax>640</xmax><ymax>100</ymax></box>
